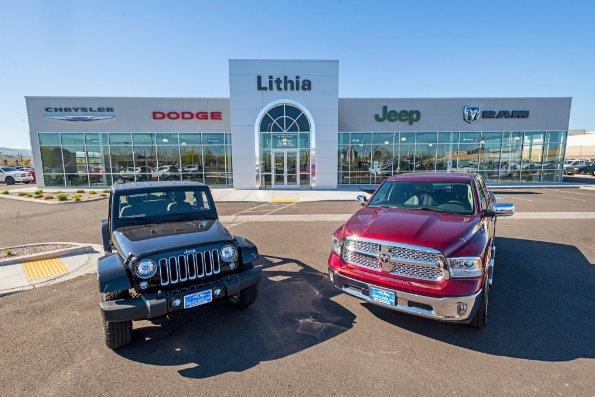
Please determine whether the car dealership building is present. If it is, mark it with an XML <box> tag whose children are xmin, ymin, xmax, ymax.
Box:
<box><xmin>25</xmin><ymin>59</ymin><xmax>572</xmax><ymax>189</ymax></box>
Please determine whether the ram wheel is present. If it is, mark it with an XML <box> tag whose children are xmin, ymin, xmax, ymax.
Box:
<box><xmin>469</xmin><ymin>280</ymin><xmax>489</xmax><ymax>329</ymax></box>
<box><xmin>102</xmin><ymin>291</ymin><xmax>132</xmax><ymax>349</ymax></box>
<box><xmin>5</xmin><ymin>176</ymin><xmax>15</xmax><ymax>185</ymax></box>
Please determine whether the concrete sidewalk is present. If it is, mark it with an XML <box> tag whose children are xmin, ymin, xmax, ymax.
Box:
<box><xmin>0</xmin><ymin>245</ymin><xmax>103</xmax><ymax>295</ymax></box>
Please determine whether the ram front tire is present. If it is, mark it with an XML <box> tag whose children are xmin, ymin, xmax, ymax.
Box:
<box><xmin>469</xmin><ymin>281</ymin><xmax>489</xmax><ymax>329</ymax></box>
<box><xmin>5</xmin><ymin>177</ymin><xmax>15</xmax><ymax>185</ymax></box>
<box><xmin>102</xmin><ymin>291</ymin><xmax>133</xmax><ymax>349</ymax></box>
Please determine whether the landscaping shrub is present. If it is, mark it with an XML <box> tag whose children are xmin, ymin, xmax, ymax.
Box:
<box><xmin>44</xmin><ymin>195</ymin><xmax>54</xmax><ymax>200</ymax></box>
<box><xmin>17</xmin><ymin>192</ymin><xmax>28</xmax><ymax>197</ymax></box>
<box><xmin>73</xmin><ymin>195</ymin><xmax>81</xmax><ymax>202</ymax></box>
<box><xmin>34</xmin><ymin>194</ymin><xmax>43</xmax><ymax>199</ymax></box>
<box><xmin>76</xmin><ymin>189</ymin><xmax>85</xmax><ymax>194</ymax></box>
<box><xmin>1</xmin><ymin>190</ymin><xmax>8</xmax><ymax>195</ymax></box>
<box><xmin>100</xmin><ymin>193</ymin><xmax>108</xmax><ymax>197</ymax></box>
<box><xmin>89</xmin><ymin>190</ymin><xmax>97</xmax><ymax>195</ymax></box>
<box><xmin>102</xmin><ymin>189</ymin><xmax>109</xmax><ymax>193</ymax></box>
<box><xmin>34</xmin><ymin>189</ymin><xmax>43</xmax><ymax>195</ymax></box>
<box><xmin>57</xmin><ymin>193</ymin><xmax>68</xmax><ymax>201</ymax></box>
<box><xmin>5</xmin><ymin>250</ymin><xmax>13</xmax><ymax>257</ymax></box>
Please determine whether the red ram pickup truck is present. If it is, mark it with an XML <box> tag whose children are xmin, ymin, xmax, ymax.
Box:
<box><xmin>328</xmin><ymin>173</ymin><xmax>514</xmax><ymax>328</ymax></box>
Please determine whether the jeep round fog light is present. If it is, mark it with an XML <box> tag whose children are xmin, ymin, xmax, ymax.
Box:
<box><xmin>135</xmin><ymin>259</ymin><xmax>157</xmax><ymax>279</ymax></box>
<box><xmin>457</xmin><ymin>302</ymin><xmax>467</xmax><ymax>316</ymax></box>
<box><xmin>213</xmin><ymin>287</ymin><xmax>223</xmax><ymax>297</ymax></box>
<box><xmin>228</xmin><ymin>261</ymin><xmax>237</xmax><ymax>270</ymax></box>
<box><xmin>172</xmin><ymin>298</ymin><xmax>182</xmax><ymax>308</ymax></box>
<box><xmin>139</xmin><ymin>281</ymin><xmax>149</xmax><ymax>290</ymax></box>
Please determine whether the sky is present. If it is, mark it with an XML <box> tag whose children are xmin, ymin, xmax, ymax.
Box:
<box><xmin>0</xmin><ymin>0</ymin><xmax>594</xmax><ymax>149</ymax></box>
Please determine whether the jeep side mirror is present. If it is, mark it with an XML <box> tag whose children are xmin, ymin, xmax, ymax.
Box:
<box><xmin>494</xmin><ymin>203</ymin><xmax>514</xmax><ymax>216</ymax></box>
<box><xmin>101</xmin><ymin>219</ymin><xmax>111</xmax><ymax>252</ymax></box>
<box><xmin>356</xmin><ymin>195</ymin><xmax>368</xmax><ymax>206</ymax></box>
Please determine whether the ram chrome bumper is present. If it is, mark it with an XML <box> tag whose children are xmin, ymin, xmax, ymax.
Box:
<box><xmin>328</xmin><ymin>268</ymin><xmax>482</xmax><ymax>322</ymax></box>
<box><xmin>99</xmin><ymin>267</ymin><xmax>261</xmax><ymax>322</ymax></box>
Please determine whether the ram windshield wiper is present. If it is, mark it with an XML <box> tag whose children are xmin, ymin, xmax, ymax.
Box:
<box><xmin>414</xmin><ymin>207</ymin><xmax>461</xmax><ymax>215</ymax></box>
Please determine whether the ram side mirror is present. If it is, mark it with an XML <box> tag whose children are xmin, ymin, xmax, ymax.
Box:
<box><xmin>101</xmin><ymin>219</ymin><xmax>111</xmax><ymax>252</ymax></box>
<box><xmin>356</xmin><ymin>195</ymin><xmax>368</xmax><ymax>206</ymax></box>
<box><xmin>494</xmin><ymin>203</ymin><xmax>514</xmax><ymax>216</ymax></box>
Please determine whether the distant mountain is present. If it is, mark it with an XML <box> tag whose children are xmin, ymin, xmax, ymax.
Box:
<box><xmin>0</xmin><ymin>147</ymin><xmax>32</xmax><ymax>158</ymax></box>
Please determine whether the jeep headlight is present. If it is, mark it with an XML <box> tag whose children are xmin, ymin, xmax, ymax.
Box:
<box><xmin>220</xmin><ymin>244</ymin><xmax>237</xmax><ymax>262</ymax></box>
<box><xmin>134</xmin><ymin>259</ymin><xmax>157</xmax><ymax>279</ymax></box>
<box><xmin>331</xmin><ymin>236</ymin><xmax>343</xmax><ymax>255</ymax></box>
<box><xmin>447</xmin><ymin>257</ymin><xmax>484</xmax><ymax>278</ymax></box>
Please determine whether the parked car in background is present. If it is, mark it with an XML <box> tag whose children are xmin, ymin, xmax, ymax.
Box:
<box><xmin>328</xmin><ymin>173</ymin><xmax>514</xmax><ymax>329</ymax></box>
<box><xmin>22</xmin><ymin>167</ymin><xmax>36</xmax><ymax>181</ymax></box>
<box><xmin>563</xmin><ymin>159</ymin><xmax>589</xmax><ymax>174</ymax></box>
<box><xmin>577</xmin><ymin>162</ymin><xmax>595</xmax><ymax>176</ymax></box>
<box><xmin>0</xmin><ymin>167</ymin><xmax>34</xmax><ymax>185</ymax></box>
<box><xmin>97</xmin><ymin>181</ymin><xmax>261</xmax><ymax>349</ymax></box>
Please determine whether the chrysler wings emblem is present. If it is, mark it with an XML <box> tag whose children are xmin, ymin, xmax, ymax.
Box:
<box><xmin>377</xmin><ymin>245</ymin><xmax>392</xmax><ymax>272</ymax></box>
<box><xmin>44</xmin><ymin>115</ymin><xmax>115</xmax><ymax>122</ymax></box>
<box><xmin>463</xmin><ymin>106</ymin><xmax>481</xmax><ymax>124</ymax></box>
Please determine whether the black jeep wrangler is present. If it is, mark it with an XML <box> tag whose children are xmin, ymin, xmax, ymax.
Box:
<box><xmin>97</xmin><ymin>181</ymin><xmax>261</xmax><ymax>349</ymax></box>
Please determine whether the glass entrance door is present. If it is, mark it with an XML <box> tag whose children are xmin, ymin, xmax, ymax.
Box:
<box><xmin>272</xmin><ymin>150</ymin><xmax>298</xmax><ymax>187</ymax></box>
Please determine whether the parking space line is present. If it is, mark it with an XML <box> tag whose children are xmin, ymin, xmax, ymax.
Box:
<box><xmin>551</xmin><ymin>189</ymin><xmax>594</xmax><ymax>196</ymax></box>
<box><xmin>22</xmin><ymin>258</ymin><xmax>68</xmax><ymax>281</ymax></box>
<box><xmin>497</xmin><ymin>194</ymin><xmax>533</xmax><ymax>202</ymax></box>
<box><xmin>542</xmin><ymin>193</ymin><xmax>586</xmax><ymax>202</ymax></box>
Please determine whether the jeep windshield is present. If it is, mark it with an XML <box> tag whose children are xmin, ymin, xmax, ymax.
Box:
<box><xmin>367</xmin><ymin>181</ymin><xmax>475</xmax><ymax>215</ymax></box>
<box><xmin>114</xmin><ymin>187</ymin><xmax>216</xmax><ymax>227</ymax></box>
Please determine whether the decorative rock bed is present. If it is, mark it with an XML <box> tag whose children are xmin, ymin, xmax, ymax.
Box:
<box><xmin>0</xmin><ymin>189</ymin><xmax>109</xmax><ymax>203</ymax></box>
<box><xmin>0</xmin><ymin>243</ymin><xmax>77</xmax><ymax>260</ymax></box>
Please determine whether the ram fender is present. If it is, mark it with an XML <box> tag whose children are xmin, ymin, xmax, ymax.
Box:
<box><xmin>234</xmin><ymin>235</ymin><xmax>259</xmax><ymax>264</ymax></box>
<box><xmin>97</xmin><ymin>253</ymin><xmax>132</xmax><ymax>293</ymax></box>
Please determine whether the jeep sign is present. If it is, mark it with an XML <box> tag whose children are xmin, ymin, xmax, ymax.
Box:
<box><xmin>374</xmin><ymin>106</ymin><xmax>421</xmax><ymax>125</ymax></box>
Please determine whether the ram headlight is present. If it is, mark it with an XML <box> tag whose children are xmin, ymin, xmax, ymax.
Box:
<box><xmin>447</xmin><ymin>257</ymin><xmax>484</xmax><ymax>278</ymax></box>
<box><xmin>331</xmin><ymin>236</ymin><xmax>343</xmax><ymax>255</ymax></box>
<box><xmin>220</xmin><ymin>244</ymin><xmax>237</xmax><ymax>262</ymax></box>
<box><xmin>134</xmin><ymin>259</ymin><xmax>157</xmax><ymax>279</ymax></box>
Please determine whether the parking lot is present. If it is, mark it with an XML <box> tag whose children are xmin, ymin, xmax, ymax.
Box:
<box><xmin>0</xmin><ymin>187</ymin><xmax>594</xmax><ymax>395</ymax></box>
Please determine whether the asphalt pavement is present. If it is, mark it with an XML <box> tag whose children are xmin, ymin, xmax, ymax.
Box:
<box><xmin>0</xmin><ymin>187</ymin><xmax>593</xmax><ymax>396</ymax></box>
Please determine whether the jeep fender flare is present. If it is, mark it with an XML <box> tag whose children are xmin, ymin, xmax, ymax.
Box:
<box><xmin>234</xmin><ymin>235</ymin><xmax>259</xmax><ymax>265</ymax></box>
<box><xmin>97</xmin><ymin>253</ymin><xmax>132</xmax><ymax>293</ymax></box>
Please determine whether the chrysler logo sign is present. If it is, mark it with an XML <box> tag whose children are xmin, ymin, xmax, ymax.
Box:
<box><xmin>464</xmin><ymin>106</ymin><xmax>529</xmax><ymax>123</ymax></box>
<box><xmin>44</xmin><ymin>106</ymin><xmax>115</xmax><ymax>122</ymax></box>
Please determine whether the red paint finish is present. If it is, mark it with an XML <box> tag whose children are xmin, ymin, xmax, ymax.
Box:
<box><xmin>151</xmin><ymin>111</ymin><xmax>224</xmax><ymax>120</ymax></box>
<box><xmin>329</xmin><ymin>173</ymin><xmax>494</xmax><ymax>298</ymax></box>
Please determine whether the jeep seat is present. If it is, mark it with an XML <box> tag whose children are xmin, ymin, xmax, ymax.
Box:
<box><xmin>167</xmin><ymin>191</ymin><xmax>193</xmax><ymax>214</ymax></box>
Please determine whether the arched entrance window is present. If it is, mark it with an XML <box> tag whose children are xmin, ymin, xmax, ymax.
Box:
<box><xmin>256</xmin><ymin>103</ymin><xmax>313</xmax><ymax>189</ymax></box>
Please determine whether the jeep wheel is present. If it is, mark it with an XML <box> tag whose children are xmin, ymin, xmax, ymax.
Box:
<box><xmin>102</xmin><ymin>291</ymin><xmax>132</xmax><ymax>349</ymax></box>
<box><xmin>228</xmin><ymin>283</ymin><xmax>259</xmax><ymax>310</ymax></box>
<box><xmin>469</xmin><ymin>280</ymin><xmax>489</xmax><ymax>329</ymax></box>
<box><xmin>5</xmin><ymin>176</ymin><xmax>15</xmax><ymax>185</ymax></box>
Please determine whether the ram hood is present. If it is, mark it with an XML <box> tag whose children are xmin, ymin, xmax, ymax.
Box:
<box><xmin>342</xmin><ymin>207</ymin><xmax>482</xmax><ymax>257</ymax></box>
<box><xmin>112</xmin><ymin>219</ymin><xmax>232</xmax><ymax>258</ymax></box>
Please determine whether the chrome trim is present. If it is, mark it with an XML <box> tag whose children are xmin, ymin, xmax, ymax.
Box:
<box><xmin>331</xmin><ymin>271</ymin><xmax>481</xmax><ymax>322</ymax></box>
<box><xmin>342</xmin><ymin>236</ymin><xmax>448</xmax><ymax>281</ymax></box>
<box><xmin>157</xmin><ymin>248</ymin><xmax>221</xmax><ymax>286</ymax></box>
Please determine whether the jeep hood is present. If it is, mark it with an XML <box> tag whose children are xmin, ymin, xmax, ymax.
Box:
<box><xmin>112</xmin><ymin>219</ymin><xmax>232</xmax><ymax>258</ymax></box>
<box><xmin>342</xmin><ymin>207</ymin><xmax>482</xmax><ymax>257</ymax></box>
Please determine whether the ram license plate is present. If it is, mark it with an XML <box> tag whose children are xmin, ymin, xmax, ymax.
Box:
<box><xmin>369</xmin><ymin>287</ymin><xmax>396</xmax><ymax>306</ymax></box>
<box><xmin>183</xmin><ymin>289</ymin><xmax>213</xmax><ymax>309</ymax></box>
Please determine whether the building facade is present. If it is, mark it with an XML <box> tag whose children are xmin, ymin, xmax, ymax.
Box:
<box><xmin>26</xmin><ymin>59</ymin><xmax>572</xmax><ymax>189</ymax></box>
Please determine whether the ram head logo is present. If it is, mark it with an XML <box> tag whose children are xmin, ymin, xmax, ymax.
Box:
<box><xmin>463</xmin><ymin>106</ymin><xmax>481</xmax><ymax>124</ymax></box>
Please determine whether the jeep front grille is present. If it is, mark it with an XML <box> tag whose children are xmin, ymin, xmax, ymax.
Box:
<box><xmin>341</xmin><ymin>237</ymin><xmax>446</xmax><ymax>281</ymax></box>
<box><xmin>159</xmin><ymin>249</ymin><xmax>220</xmax><ymax>286</ymax></box>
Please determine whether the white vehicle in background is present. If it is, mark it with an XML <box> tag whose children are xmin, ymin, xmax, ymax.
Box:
<box><xmin>563</xmin><ymin>159</ymin><xmax>589</xmax><ymax>169</ymax></box>
<box><xmin>0</xmin><ymin>167</ymin><xmax>34</xmax><ymax>185</ymax></box>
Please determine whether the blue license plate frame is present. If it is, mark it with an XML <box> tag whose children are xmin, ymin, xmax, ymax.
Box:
<box><xmin>369</xmin><ymin>287</ymin><xmax>396</xmax><ymax>306</ymax></box>
<box><xmin>183</xmin><ymin>289</ymin><xmax>213</xmax><ymax>309</ymax></box>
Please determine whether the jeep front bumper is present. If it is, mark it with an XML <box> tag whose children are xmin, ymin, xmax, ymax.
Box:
<box><xmin>328</xmin><ymin>268</ymin><xmax>482</xmax><ymax>322</ymax></box>
<box><xmin>99</xmin><ymin>267</ymin><xmax>261</xmax><ymax>322</ymax></box>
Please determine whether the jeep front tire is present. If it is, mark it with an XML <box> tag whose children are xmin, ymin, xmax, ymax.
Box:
<box><xmin>102</xmin><ymin>291</ymin><xmax>132</xmax><ymax>349</ymax></box>
<box><xmin>229</xmin><ymin>283</ymin><xmax>259</xmax><ymax>310</ymax></box>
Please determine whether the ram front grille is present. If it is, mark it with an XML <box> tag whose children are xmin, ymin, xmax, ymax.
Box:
<box><xmin>159</xmin><ymin>249</ymin><xmax>221</xmax><ymax>286</ymax></box>
<box><xmin>341</xmin><ymin>237</ymin><xmax>447</xmax><ymax>281</ymax></box>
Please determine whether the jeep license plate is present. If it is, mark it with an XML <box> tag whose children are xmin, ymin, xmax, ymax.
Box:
<box><xmin>369</xmin><ymin>287</ymin><xmax>396</xmax><ymax>306</ymax></box>
<box><xmin>183</xmin><ymin>289</ymin><xmax>213</xmax><ymax>309</ymax></box>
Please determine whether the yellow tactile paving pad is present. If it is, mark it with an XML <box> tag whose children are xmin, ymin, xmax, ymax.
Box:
<box><xmin>22</xmin><ymin>258</ymin><xmax>68</xmax><ymax>281</ymax></box>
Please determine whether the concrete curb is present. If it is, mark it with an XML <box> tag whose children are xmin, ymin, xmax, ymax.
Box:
<box><xmin>0</xmin><ymin>242</ymin><xmax>98</xmax><ymax>267</ymax></box>
<box><xmin>0</xmin><ymin>194</ymin><xmax>107</xmax><ymax>205</ymax></box>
